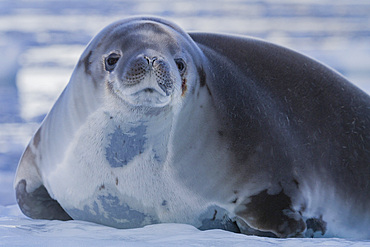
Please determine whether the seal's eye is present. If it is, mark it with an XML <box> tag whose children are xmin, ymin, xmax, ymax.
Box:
<box><xmin>175</xmin><ymin>58</ymin><xmax>186</xmax><ymax>74</ymax></box>
<box><xmin>105</xmin><ymin>53</ymin><xmax>121</xmax><ymax>72</ymax></box>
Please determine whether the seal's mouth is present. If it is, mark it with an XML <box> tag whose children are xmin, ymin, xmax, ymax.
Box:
<box><xmin>108</xmin><ymin>79</ymin><xmax>175</xmax><ymax>108</ymax></box>
<box><xmin>126</xmin><ymin>88</ymin><xmax>171</xmax><ymax>107</ymax></box>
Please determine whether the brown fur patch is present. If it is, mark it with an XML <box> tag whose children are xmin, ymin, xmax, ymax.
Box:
<box><xmin>181</xmin><ymin>78</ymin><xmax>187</xmax><ymax>96</ymax></box>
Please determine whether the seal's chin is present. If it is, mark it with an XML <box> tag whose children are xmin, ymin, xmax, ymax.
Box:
<box><xmin>124</xmin><ymin>89</ymin><xmax>172</xmax><ymax>108</ymax></box>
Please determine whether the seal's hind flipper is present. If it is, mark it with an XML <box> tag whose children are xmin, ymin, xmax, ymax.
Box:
<box><xmin>16</xmin><ymin>179</ymin><xmax>72</xmax><ymax>220</ymax></box>
<box><xmin>235</xmin><ymin>189</ymin><xmax>306</xmax><ymax>238</ymax></box>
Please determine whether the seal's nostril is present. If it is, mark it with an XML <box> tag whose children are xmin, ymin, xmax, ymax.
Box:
<box><xmin>144</xmin><ymin>88</ymin><xmax>154</xmax><ymax>93</ymax></box>
<box><xmin>144</xmin><ymin>56</ymin><xmax>158</xmax><ymax>65</ymax></box>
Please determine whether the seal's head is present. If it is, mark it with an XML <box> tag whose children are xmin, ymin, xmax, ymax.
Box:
<box><xmin>79</xmin><ymin>17</ymin><xmax>205</xmax><ymax>110</ymax></box>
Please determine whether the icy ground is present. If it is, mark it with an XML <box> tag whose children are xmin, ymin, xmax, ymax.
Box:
<box><xmin>1</xmin><ymin>0</ymin><xmax>370</xmax><ymax>246</ymax></box>
<box><xmin>1</xmin><ymin>205</ymin><xmax>369</xmax><ymax>247</ymax></box>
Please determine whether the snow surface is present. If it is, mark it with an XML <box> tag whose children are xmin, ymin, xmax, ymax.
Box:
<box><xmin>1</xmin><ymin>205</ymin><xmax>369</xmax><ymax>247</ymax></box>
<box><xmin>1</xmin><ymin>0</ymin><xmax>370</xmax><ymax>246</ymax></box>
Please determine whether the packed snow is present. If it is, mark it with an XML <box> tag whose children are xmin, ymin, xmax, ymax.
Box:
<box><xmin>1</xmin><ymin>205</ymin><xmax>369</xmax><ymax>247</ymax></box>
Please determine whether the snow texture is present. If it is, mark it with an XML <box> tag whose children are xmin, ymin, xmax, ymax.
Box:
<box><xmin>1</xmin><ymin>205</ymin><xmax>369</xmax><ymax>247</ymax></box>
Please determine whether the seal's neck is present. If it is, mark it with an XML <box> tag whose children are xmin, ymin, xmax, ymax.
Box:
<box><xmin>170</xmin><ymin>84</ymin><xmax>220</xmax><ymax>158</ymax></box>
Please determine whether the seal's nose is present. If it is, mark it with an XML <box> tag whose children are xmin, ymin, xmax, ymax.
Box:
<box><xmin>144</xmin><ymin>56</ymin><xmax>158</xmax><ymax>66</ymax></box>
<box><xmin>122</xmin><ymin>53</ymin><xmax>174</xmax><ymax>96</ymax></box>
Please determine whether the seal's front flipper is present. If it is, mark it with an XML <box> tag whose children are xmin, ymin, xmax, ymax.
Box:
<box><xmin>14</xmin><ymin>136</ymin><xmax>72</xmax><ymax>221</ymax></box>
<box><xmin>16</xmin><ymin>179</ymin><xmax>72</xmax><ymax>220</ymax></box>
<box><xmin>235</xmin><ymin>189</ymin><xmax>306</xmax><ymax>238</ymax></box>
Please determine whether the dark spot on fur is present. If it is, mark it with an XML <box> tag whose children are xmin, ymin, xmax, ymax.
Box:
<box><xmin>107</xmin><ymin>80</ymin><xmax>114</xmax><ymax>92</ymax></box>
<box><xmin>233</xmin><ymin>190</ymin><xmax>238</xmax><ymax>194</ymax></box>
<box><xmin>162</xmin><ymin>200</ymin><xmax>167</xmax><ymax>206</ymax></box>
<box><xmin>22</xmin><ymin>146</ymin><xmax>42</xmax><ymax>176</ymax></box>
<box><xmin>33</xmin><ymin>128</ymin><xmax>41</xmax><ymax>148</ymax></box>
<box><xmin>115</xmin><ymin>177</ymin><xmax>119</xmax><ymax>186</ymax></box>
<box><xmin>99</xmin><ymin>184</ymin><xmax>105</xmax><ymax>190</ymax></box>
<box><xmin>95</xmin><ymin>40</ymin><xmax>103</xmax><ymax>49</ymax></box>
<box><xmin>293</xmin><ymin>179</ymin><xmax>299</xmax><ymax>188</ymax></box>
<box><xmin>198</xmin><ymin>66</ymin><xmax>206</xmax><ymax>87</ymax></box>
<box><xmin>212</xmin><ymin>210</ymin><xmax>217</xmax><ymax>220</ymax></box>
<box><xmin>218</xmin><ymin>130</ymin><xmax>224</xmax><ymax>136</ymax></box>
<box><xmin>110</xmin><ymin>116</ymin><xmax>113</xmax><ymax>119</ymax></box>
<box><xmin>83</xmin><ymin>50</ymin><xmax>93</xmax><ymax>75</ymax></box>
<box><xmin>206</xmin><ymin>84</ymin><xmax>212</xmax><ymax>96</ymax></box>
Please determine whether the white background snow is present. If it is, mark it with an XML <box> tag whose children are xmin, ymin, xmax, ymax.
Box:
<box><xmin>0</xmin><ymin>0</ymin><xmax>370</xmax><ymax>246</ymax></box>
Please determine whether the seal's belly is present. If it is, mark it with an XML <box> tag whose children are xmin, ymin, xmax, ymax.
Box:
<box><xmin>63</xmin><ymin>184</ymin><xmax>238</xmax><ymax>232</ymax></box>
<box><xmin>56</xmin><ymin>148</ymin><xmax>237</xmax><ymax>230</ymax></box>
<box><xmin>45</xmin><ymin>112</ymin><xmax>237</xmax><ymax>230</ymax></box>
